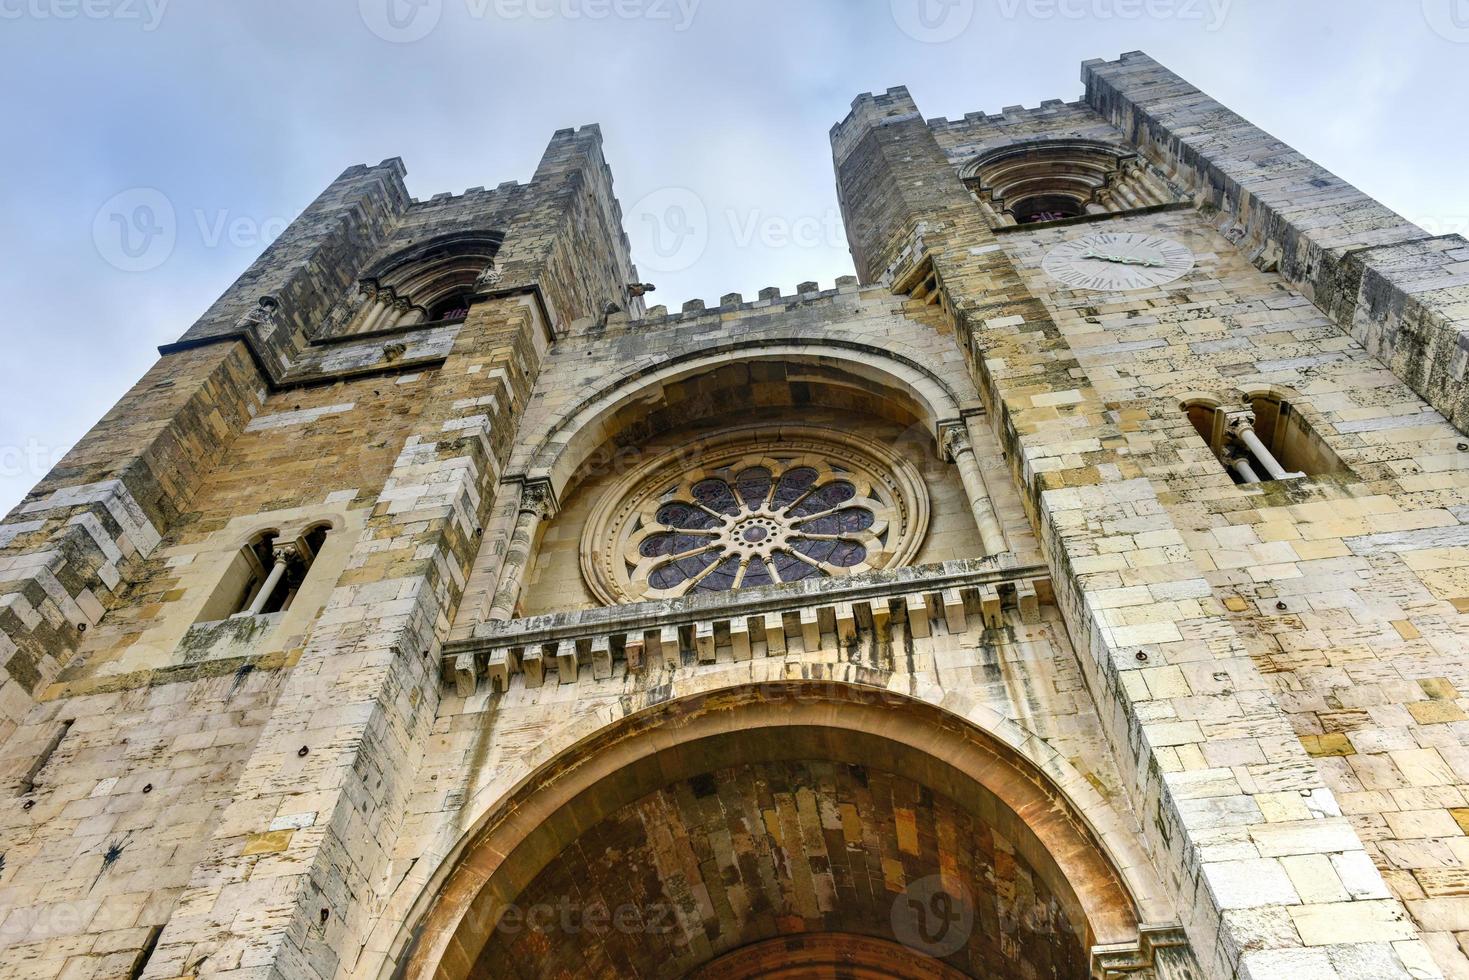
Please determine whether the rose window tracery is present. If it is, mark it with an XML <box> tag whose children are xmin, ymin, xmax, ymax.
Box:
<box><xmin>581</xmin><ymin>428</ymin><xmax>930</xmax><ymax>604</ymax></box>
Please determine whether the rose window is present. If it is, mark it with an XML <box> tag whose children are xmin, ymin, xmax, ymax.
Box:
<box><xmin>581</xmin><ymin>428</ymin><xmax>930</xmax><ymax>604</ymax></box>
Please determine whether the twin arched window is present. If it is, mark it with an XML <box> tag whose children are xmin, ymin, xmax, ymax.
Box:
<box><xmin>1186</xmin><ymin>394</ymin><xmax>1344</xmax><ymax>486</ymax></box>
<box><xmin>196</xmin><ymin>524</ymin><xmax>333</xmax><ymax>623</ymax></box>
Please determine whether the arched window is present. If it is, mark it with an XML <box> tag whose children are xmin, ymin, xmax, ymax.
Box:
<box><xmin>322</xmin><ymin>231</ymin><xmax>503</xmax><ymax>337</ymax></box>
<box><xmin>1185</xmin><ymin>394</ymin><xmax>1344</xmax><ymax>485</ymax></box>
<box><xmin>195</xmin><ymin>524</ymin><xmax>334</xmax><ymax>623</ymax></box>
<box><xmin>962</xmin><ymin>140</ymin><xmax>1179</xmax><ymax>228</ymax></box>
<box><xmin>1011</xmin><ymin>195</ymin><xmax>1088</xmax><ymax>225</ymax></box>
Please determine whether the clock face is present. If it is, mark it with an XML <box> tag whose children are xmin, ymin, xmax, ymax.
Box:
<box><xmin>1042</xmin><ymin>232</ymin><xmax>1195</xmax><ymax>291</ymax></box>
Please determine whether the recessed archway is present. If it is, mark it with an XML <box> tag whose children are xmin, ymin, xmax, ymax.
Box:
<box><xmin>519</xmin><ymin>342</ymin><xmax>971</xmax><ymax>501</ymax></box>
<box><xmin>389</xmin><ymin>682</ymin><xmax>1159</xmax><ymax>980</ymax></box>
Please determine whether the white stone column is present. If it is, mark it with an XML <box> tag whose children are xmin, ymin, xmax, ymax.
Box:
<box><xmin>236</xmin><ymin>544</ymin><xmax>300</xmax><ymax>617</ymax></box>
<box><xmin>1229</xmin><ymin>413</ymin><xmax>1296</xmax><ymax>481</ymax></box>
<box><xmin>488</xmin><ymin>481</ymin><xmax>556</xmax><ymax>621</ymax></box>
<box><xmin>1230</xmin><ymin>456</ymin><xmax>1262</xmax><ymax>485</ymax></box>
<box><xmin>359</xmin><ymin>289</ymin><xmax>401</xmax><ymax>334</ymax></box>
<box><xmin>942</xmin><ymin>423</ymin><xmax>1007</xmax><ymax>557</ymax></box>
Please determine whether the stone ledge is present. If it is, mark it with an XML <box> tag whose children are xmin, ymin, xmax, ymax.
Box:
<box><xmin>445</xmin><ymin>558</ymin><xmax>1051</xmax><ymax>695</ymax></box>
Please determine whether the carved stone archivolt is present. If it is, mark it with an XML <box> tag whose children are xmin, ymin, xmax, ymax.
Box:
<box><xmin>581</xmin><ymin>426</ymin><xmax>929</xmax><ymax>604</ymax></box>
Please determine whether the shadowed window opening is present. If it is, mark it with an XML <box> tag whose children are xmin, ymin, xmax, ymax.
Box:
<box><xmin>427</xmin><ymin>290</ymin><xmax>474</xmax><ymax>324</ymax></box>
<box><xmin>196</xmin><ymin>524</ymin><xmax>334</xmax><ymax>623</ymax></box>
<box><xmin>1186</xmin><ymin>395</ymin><xmax>1346</xmax><ymax>485</ymax></box>
<box><xmin>1012</xmin><ymin>194</ymin><xmax>1086</xmax><ymax>224</ymax></box>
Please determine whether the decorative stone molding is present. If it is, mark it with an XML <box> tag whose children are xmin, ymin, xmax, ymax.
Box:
<box><xmin>517</xmin><ymin>478</ymin><xmax>558</xmax><ymax>520</ymax></box>
<box><xmin>450</xmin><ymin>558</ymin><xmax>1050</xmax><ymax>694</ymax></box>
<box><xmin>473</xmin><ymin>261</ymin><xmax>503</xmax><ymax>293</ymax></box>
<box><xmin>940</xmin><ymin>421</ymin><xmax>972</xmax><ymax>461</ymax></box>
<box><xmin>486</xmin><ymin>479</ymin><xmax>559</xmax><ymax>621</ymax></box>
<box><xmin>232</xmin><ymin>295</ymin><xmax>280</xmax><ymax>333</ymax></box>
<box><xmin>959</xmin><ymin>139</ymin><xmax>1180</xmax><ymax>227</ymax></box>
<box><xmin>1091</xmin><ymin>925</ymin><xmax>1197</xmax><ymax>980</ymax></box>
<box><xmin>939</xmin><ymin>419</ymin><xmax>1008</xmax><ymax>557</ymax></box>
<box><xmin>270</xmin><ymin>543</ymin><xmax>303</xmax><ymax>568</ymax></box>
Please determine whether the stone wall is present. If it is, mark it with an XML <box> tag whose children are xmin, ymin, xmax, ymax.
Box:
<box><xmin>1083</xmin><ymin>52</ymin><xmax>1469</xmax><ymax>435</ymax></box>
<box><xmin>832</xmin><ymin>72</ymin><xmax>1442</xmax><ymax>978</ymax></box>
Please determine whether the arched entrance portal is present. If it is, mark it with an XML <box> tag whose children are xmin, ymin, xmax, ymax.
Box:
<box><xmin>396</xmin><ymin>684</ymin><xmax>1150</xmax><ymax>979</ymax></box>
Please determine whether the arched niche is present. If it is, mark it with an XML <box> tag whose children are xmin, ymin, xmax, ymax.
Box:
<box><xmin>959</xmin><ymin>139</ymin><xmax>1178</xmax><ymax>226</ymax></box>
<box><xmin>386</xmin><ymin>682</ymin><xmax>1167</xmax><ymax>980</ymax></box>
<box><xmin>522</xmin><ymin>342</ymin><xmax>970</xmax><ymax>504</ymax></box>
<box><xmin>328</xmin><ymin>231</ymin><xmax>507</xmax><ymax>335</ymax></box>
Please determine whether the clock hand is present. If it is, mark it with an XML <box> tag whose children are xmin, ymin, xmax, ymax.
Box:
<box><xmin>1081</xmin><ymin>251</ymin><xmax>1165</xmax><ymax>268</ymax></box>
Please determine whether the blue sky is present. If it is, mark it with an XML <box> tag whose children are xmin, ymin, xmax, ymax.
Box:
<box><xmin>0</xmin><ymin>0</ymin><xmax>1465</xmax><ymax>515</ymax></box>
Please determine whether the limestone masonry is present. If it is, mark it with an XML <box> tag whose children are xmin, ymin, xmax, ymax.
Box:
<box><xmin>4</xmin><ymin>51</ymin><xmax>1469</xmax><ymax>980</ymax></box>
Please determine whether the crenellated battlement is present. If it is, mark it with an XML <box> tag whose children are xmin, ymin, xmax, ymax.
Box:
<box><xmin>591</xmin><ymin>275</ymin><xmax>872</xmax><ymax>333</ymax></box>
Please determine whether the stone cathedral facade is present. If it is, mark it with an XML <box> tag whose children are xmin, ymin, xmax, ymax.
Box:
<box><xmin>4</xmin><ymin>49</ymin><xmax>1469</xmax><ymax>980</ymax></box>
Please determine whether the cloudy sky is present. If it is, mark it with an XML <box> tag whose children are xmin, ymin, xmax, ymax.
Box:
<box><xmin>0</xmin><ymin>0</ymin><xmax>1465</xmax><ymax>515</ymax></box>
